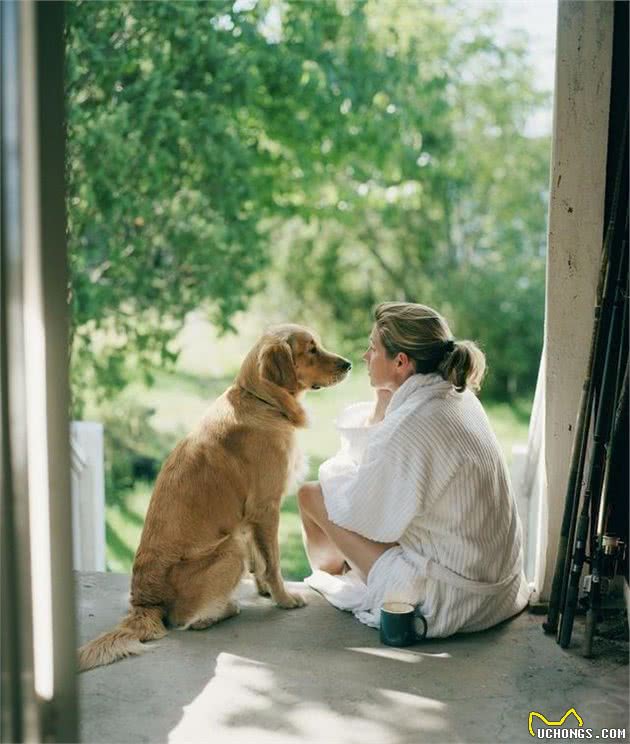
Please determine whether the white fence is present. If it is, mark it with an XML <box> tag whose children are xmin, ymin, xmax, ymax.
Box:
<box><xmin>70</xmin><ymin>421</ymin><xmax>106</xmax><ymax>571</ymax></box>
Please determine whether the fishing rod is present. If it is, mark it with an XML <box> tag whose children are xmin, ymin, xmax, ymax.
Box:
<box><xmin>557</xmin><ymin>228</ymin><xmax>628</xmax><ymax>648</ymax></box>
<box><xmin>591</xmin><ymin>239</ymin><xmax>629</xmax><ymax>546</ymax></box>
<box><xmin>582</xmin><ymin>363</ymin><xmax>628</xmax><ymax>657</ymax></box>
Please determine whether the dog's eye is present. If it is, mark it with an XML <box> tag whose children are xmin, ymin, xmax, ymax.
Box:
<box><xmin>309</xmin><ymin>347</ymin><xmax>318</xmax><ymax>355</ymax></box>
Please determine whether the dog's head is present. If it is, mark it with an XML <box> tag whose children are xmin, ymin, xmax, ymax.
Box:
<box><xmin>257</xmin><ymin>324</ymin><xmax>352</xmax><ymax>393</ymax></box>
<box><xmin>237</xmin><ymin>324</ymin><xmax>351</xmax><ymax>426</ymax></box>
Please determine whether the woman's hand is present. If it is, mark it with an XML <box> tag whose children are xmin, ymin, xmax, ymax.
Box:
<box><xmin>367</xmin><ymin>388</ymin><xmax>393</xmax><ymax>425</ymax></box>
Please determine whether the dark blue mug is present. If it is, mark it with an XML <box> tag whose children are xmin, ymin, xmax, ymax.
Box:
<box><xmin>380</xmin><ymin>601</ymin><xmax>428</xmax><ymax>647</ymax></box>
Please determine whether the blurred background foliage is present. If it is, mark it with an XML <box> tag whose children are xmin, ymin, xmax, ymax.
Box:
<box><xmin>66</xmin><ymin>0</ymin><xmax>550</xmax><ymax>576</ymax></box>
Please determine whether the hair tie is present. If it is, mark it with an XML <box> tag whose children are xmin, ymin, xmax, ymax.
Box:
<box><xmin>444</xmin><ymin>339</ymin><xmax>455</xmax><ymax>353</ymax></box>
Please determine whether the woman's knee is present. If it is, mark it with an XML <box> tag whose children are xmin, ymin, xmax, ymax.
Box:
<box><xmin>297</xmin><ymin>481</ymin><xmax>321</xmax><ymax>515</ymax></box>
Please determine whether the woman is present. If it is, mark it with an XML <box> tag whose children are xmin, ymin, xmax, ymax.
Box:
<box><xmin>298</xmin><ymin>302</ymin><xmax>530</xmax><ymax>636</ymax></box>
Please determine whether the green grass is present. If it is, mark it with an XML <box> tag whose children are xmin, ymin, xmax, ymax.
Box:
<box><xmin>105</xmin><ymin>362</ymin><xmax>532</xmax><ymax>580</ymax></box>
<box><xmin>482</xmin><ymin>396</ymin><xmax>533</xmax><ymax>460</ymax></box>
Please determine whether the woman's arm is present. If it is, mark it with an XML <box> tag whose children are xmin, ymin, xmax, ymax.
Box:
<box><xmin>366</xmin><ymin>389</ymin><xmax>393</xmax><ymax>425</ymax></box>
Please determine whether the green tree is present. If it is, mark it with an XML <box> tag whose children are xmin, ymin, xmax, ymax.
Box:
<box><xmin>67</xmin><ymin>0</ymin><xmax>274</xmax><ymax>410</ymax></box>
<box><xmin>262</xmin><ymin>1</ymin><xmax>550</xmax><ymax>398</ymax></box>
<box><xmin>67</xmin><ymin>0</ymin><xmax>549</xmax><ymax>409</ymax></box>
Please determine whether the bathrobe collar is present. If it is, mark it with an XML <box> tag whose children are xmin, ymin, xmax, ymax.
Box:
<box><xmin>386</xmin><ymin>372</ymin><xmax>453</xmax><ymax>417</ymax></box>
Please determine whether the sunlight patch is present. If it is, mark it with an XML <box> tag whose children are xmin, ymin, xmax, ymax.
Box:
<box><xmin>347</xmin><ymin>646</ymin><xmax>452</xmax><ymax>663</ymax></box>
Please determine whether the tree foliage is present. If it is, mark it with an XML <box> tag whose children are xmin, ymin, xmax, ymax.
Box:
<box><xmin>67</xmin><ymin>0</ymin><xmax>550</xmax><ymax>409</ymax></box>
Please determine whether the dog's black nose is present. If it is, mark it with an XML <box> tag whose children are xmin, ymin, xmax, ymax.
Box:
<box><xmin>341</xmin><ymin>360</ymin><xmax>352</xmax><ymax>371</ymax></box>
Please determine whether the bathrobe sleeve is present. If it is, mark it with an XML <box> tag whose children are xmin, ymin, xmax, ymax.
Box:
<box><xmin>319</xmin><ymin>410</ymin><xmax>435</xmax><ymax>543</ymax></box>
<box><xmin>334</xmin><ymin>401</ymin><xmax>376</xmax><ymax>465</ymax></box>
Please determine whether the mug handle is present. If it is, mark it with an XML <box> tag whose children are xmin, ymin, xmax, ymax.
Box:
<box><xmin>414</xmin><ymin>606</ymin><xmax>428</xmax><ymax>641</ymax></box>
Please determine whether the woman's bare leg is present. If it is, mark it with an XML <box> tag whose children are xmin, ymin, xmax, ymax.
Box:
<box><xmin>298</xmin><ymin>481</ymin><xmax>398</xmax><ymax>582</ymax></box>
<box><xmin>299</xmin><ymin>499</ymin><xmax>347</xmax><ymax>574</ymax></box>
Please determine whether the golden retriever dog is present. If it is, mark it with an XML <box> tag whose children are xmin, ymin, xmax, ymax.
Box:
<box><xmin>78</xmin><ymin>324</ymin><xmax>351</xmax><ymax>671</ymax></box>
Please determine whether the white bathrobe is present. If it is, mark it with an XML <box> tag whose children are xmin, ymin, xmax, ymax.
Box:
<box><xmin>304</xmin><ymin>372</ymin><xmax>531</xmax><ymax>637</ymax></box>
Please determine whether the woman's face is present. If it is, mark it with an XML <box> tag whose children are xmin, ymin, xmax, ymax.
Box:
<box><xmin>362</xmin><ymin>326</ymin><xmax>399</xmax><ymax>389</ymax></box>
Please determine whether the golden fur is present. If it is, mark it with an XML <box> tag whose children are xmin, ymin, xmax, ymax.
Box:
<box><xmin>78</xmin><ymin>324</ymin><xmax>351</xmax><ymax>671</ymax></box>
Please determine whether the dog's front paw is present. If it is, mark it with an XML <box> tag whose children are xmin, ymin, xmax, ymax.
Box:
<box><xmin>275</xmin><ymin>591</ymin><xmax>307</xmax><ymax>609</ymax></box>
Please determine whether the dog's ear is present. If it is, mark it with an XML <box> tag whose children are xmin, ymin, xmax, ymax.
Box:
<box><xmin>258</xmin><ymin>341</ymin><xmax>298</xmax><ymax>391</ymax></box>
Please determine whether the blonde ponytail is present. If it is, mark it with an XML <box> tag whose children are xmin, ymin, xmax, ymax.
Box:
<box><xmin>437</xmin><ymin>339</ymin><xmax>486</xmax><ymax>393</ymax></box>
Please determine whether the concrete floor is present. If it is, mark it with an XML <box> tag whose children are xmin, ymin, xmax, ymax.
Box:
<box><xmin>77</xmin><ymin>572</ymin><xmax>628</xmax><ymax>744</ymax></box>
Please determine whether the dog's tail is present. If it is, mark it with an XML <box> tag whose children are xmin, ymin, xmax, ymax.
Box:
<box><xmin>78</xmin><ymin>606</ymin><xmax>166</xmax><ymax>672</ymax></box>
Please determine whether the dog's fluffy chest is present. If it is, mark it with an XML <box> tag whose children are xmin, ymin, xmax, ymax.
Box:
<box><xmin>285</xmin><ymin>442</ymin><xmax>309</xmax><ymax>497</ymax></box>
<box><xmin>240</xmin><ymin>430</ymin><xmax>308</xmax><ymax>520</ymax></box>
